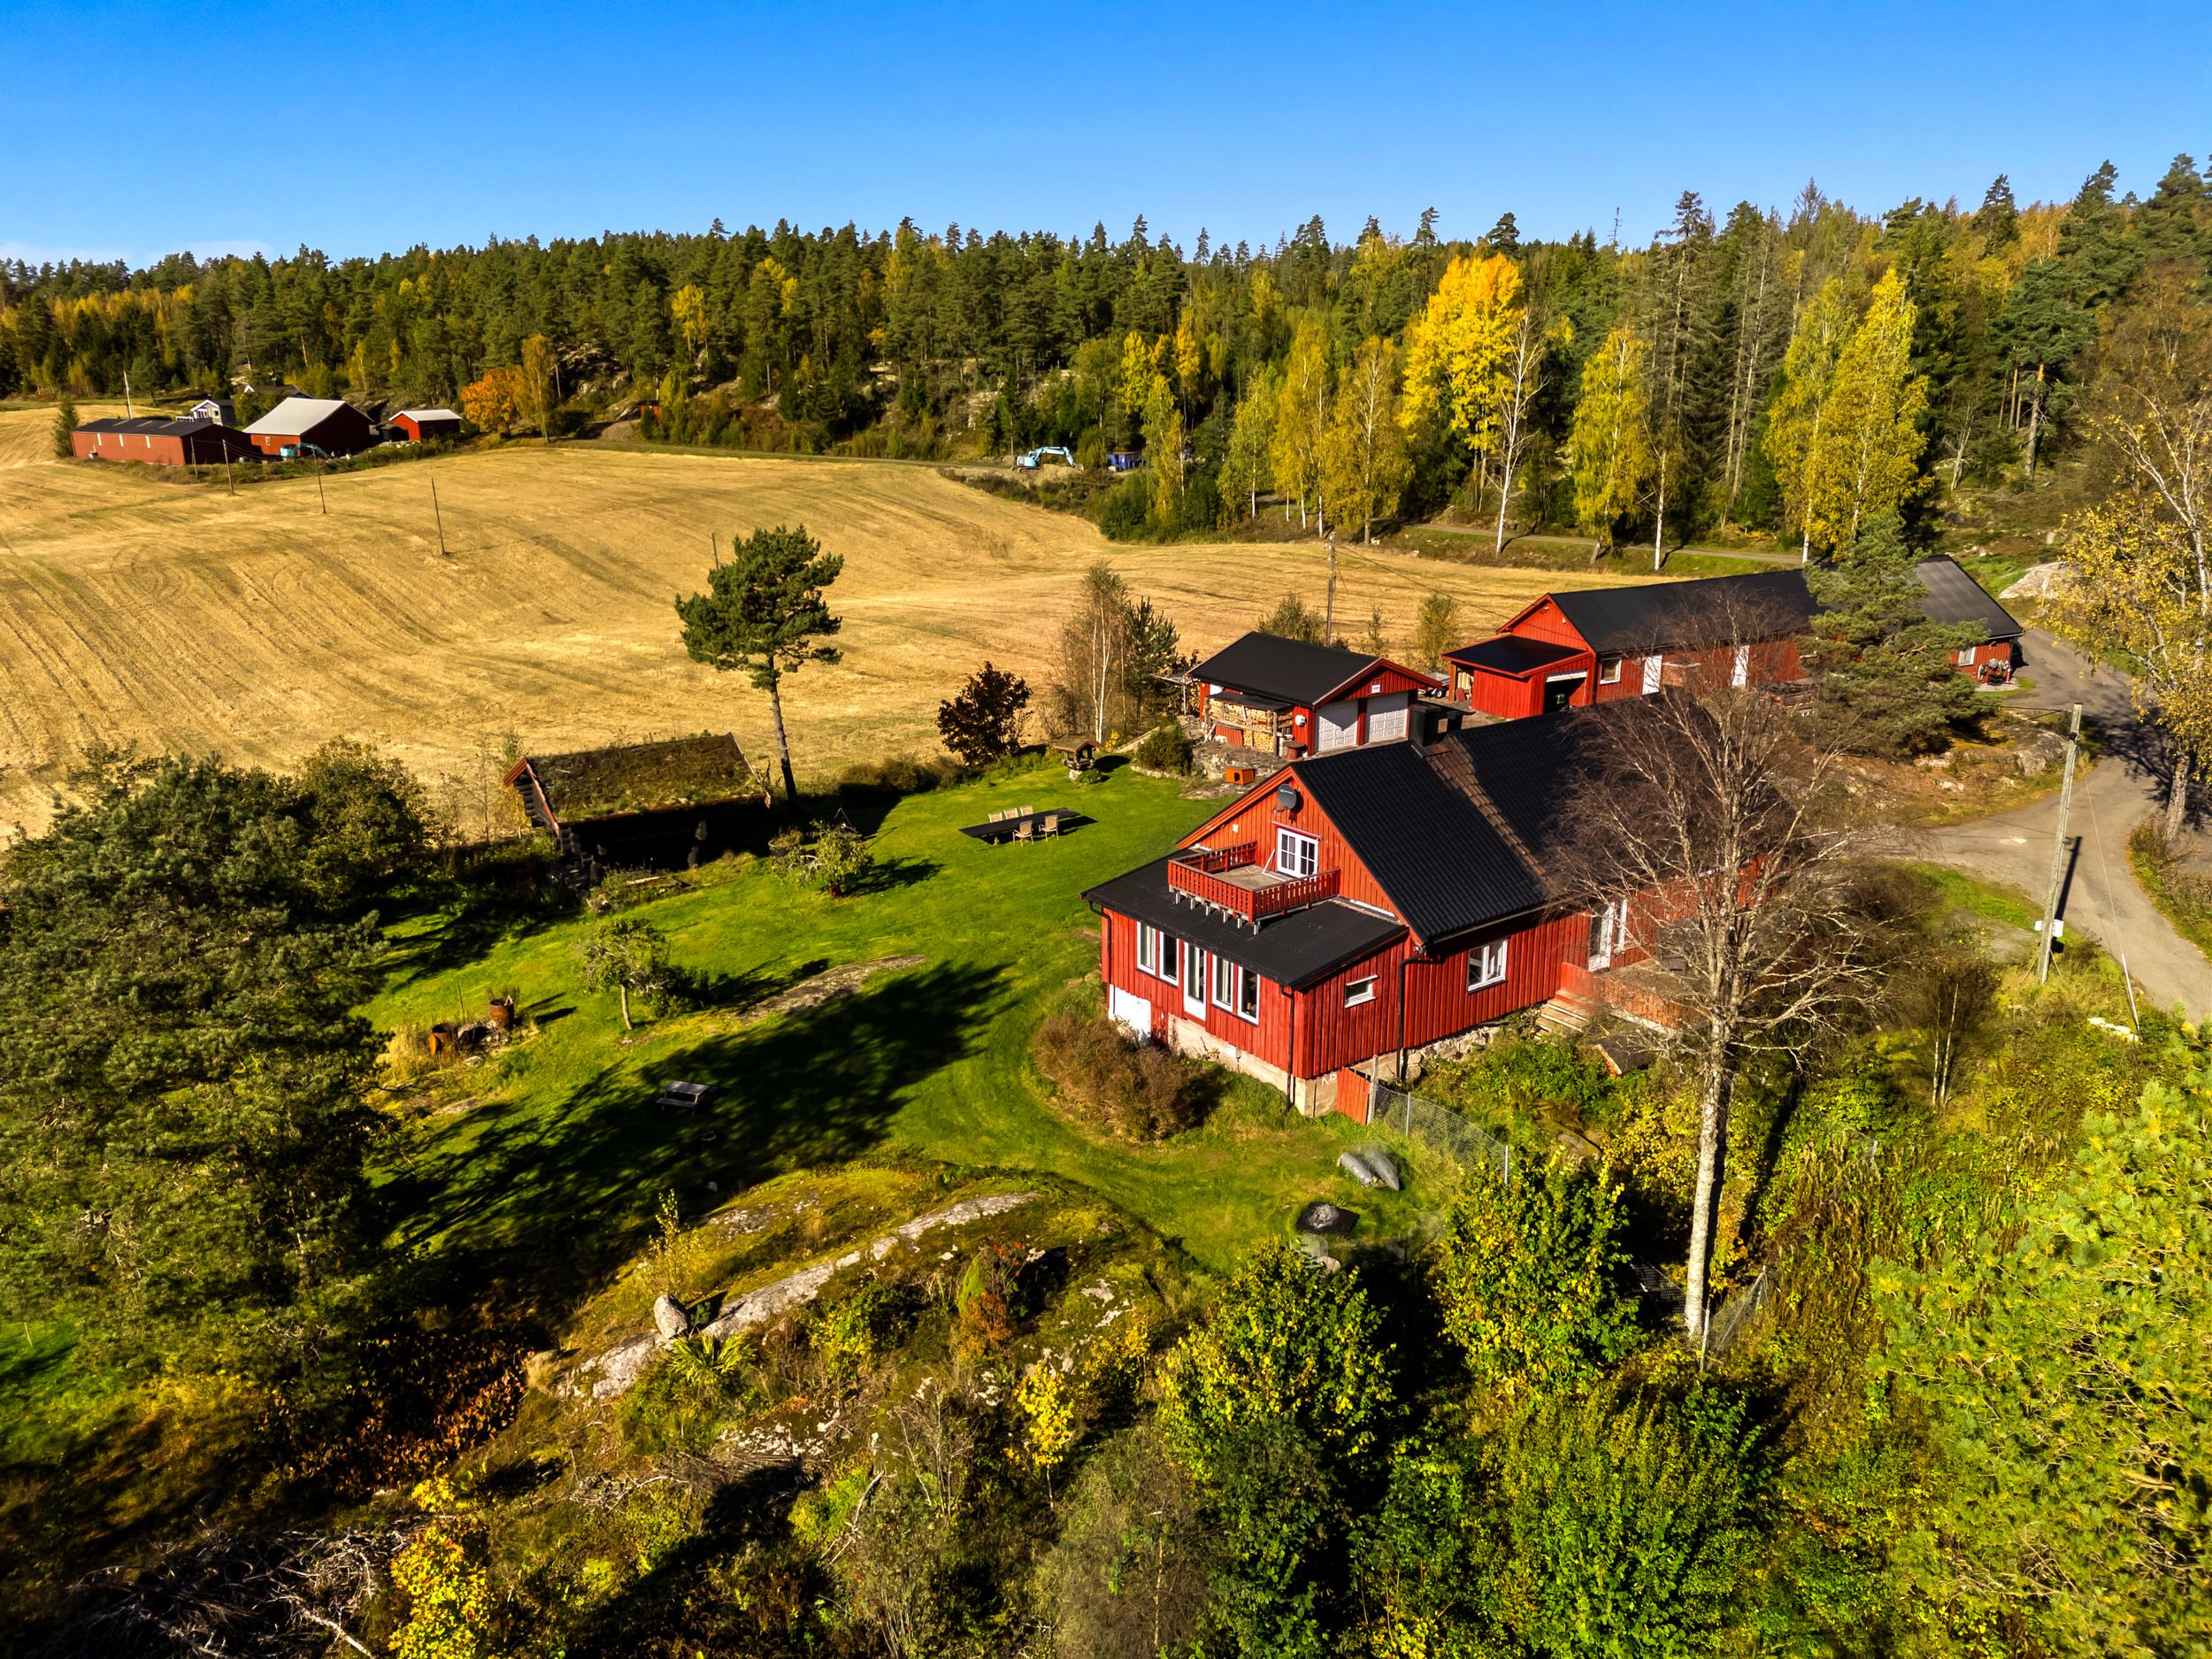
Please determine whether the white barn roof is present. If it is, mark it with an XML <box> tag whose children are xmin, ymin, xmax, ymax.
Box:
<box><xmin>242</xmin><ymin>396</ymin><xmax>352</xmax><ymax>435</ymax></box>
<box><xmin>396</xmin><ymin>407</ymin><xmax>460</xmax><ymax>421</ymax></box>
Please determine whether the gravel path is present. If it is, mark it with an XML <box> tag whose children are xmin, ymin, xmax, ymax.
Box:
<box><xmin>1912</xmin><ymin>629</ymin><xmax>2208</xmax><ymax>1019</ymax></box>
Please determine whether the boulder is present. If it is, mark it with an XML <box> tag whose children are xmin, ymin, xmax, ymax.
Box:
<box><xmin>1358</xmin><ymin>1148</ymin><xmax>1402</xmax><ymax>1192</ymax></box>
<box><xmin>2013</xmin><ymin>729</ymin><xmax>2070</xmax><ymax>778</ymax></box>
<box><xmin>651</xmin><ymin>1293</ymin><xmax>691</xmax><ymax>1340</ymax></box>
<box><xmin>1336</xmin><ymin>1151</ymin><xmax>1382</xmax><ymax>1187</ymax></box>
<box><xmin>2001</xmin><ymin>560</ymin><xmax>2070</xmax><ymax>601</ymax></box>
<box><xmin>1296</xmin><ymin>1200</ymin><xmax>1358</xmax><ymax>1236</ymax></box>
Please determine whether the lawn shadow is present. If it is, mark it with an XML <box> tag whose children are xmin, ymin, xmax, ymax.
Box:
<box><xmin>388</xmin><ymin>960</ymin><xmax>1012</xmax><ymax>1310</ymax></box>
<box><xmin>850</xmin><ymin>854</ymin><xmax>940</xmax><ymax>894</ymax></box>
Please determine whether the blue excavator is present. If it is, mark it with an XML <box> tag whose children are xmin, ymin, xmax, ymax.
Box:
<box><xmin>1015</xmin><ymin>445</ymin><xmax>1079</xmax><ymax>470</ymax></box>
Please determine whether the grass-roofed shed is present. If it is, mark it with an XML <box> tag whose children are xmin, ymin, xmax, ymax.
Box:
<box><xmin>506</xmin><ymin>733</ymin><xmax>765</xmax><ymax>870</ymax></box>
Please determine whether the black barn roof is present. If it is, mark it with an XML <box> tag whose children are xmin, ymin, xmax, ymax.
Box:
<box><xmin>1542</xmin><ymin>570</ymin><xmax>1816</xmax><ymax>655</ymax></box>
<box><xmin>76</xmin><ymin>416</ymin><xmax>230</xmax><ymax>436</ymax></box>
<box><xmin>1913</xmin><ymin>557</ymin><xmax>2023</xmax><ymax>640</ymax></box>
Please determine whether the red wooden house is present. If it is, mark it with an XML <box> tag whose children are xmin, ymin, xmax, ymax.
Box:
<box><xmin>392</xmin><ymin>407</ymin><xmax>465</xmax><ymax>442</ymax></box>
<box><xmin>1188</xmin><ymin>632</ymin><xmax>1446</xmax><ymax>757</ymax></box>
<box><xmin>1442</xmin><ymin>571</ymin><xmax>1816</xmax><ymax>719</ymax></box>
<box><xmin>72</xmin><ymin>415</ymin><xmax>256</xmax><ymax>465</ymax></box>
<box><xmin>1083</xmin><ymin>703</ymin><xmax>1659</xmax><ymax>1120</ymax></box>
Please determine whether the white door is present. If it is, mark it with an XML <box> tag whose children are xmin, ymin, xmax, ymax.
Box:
<box><xmin>1316</xmin><ymin>699</ymin><xmax>1359</xmax><ymax>751</ymax></box>
<box><xmin>1588</xmin><ymin>900</ymin><xmax>1624</xmax><ymax>970</ymax></box>
<box><xmin>1181</xmin><ymin>943</ymin><xmax>1208</xmax><ymax>1017</ymax></box>
<box><xmin>1640</xmin><ymin>654</ymin><xmax>1663</xmax><ymax>695</ymax></box>
<box><xmin>1732</xmin><ymin>644</ymin><xmax>1750</xmax><ymax>688</ymax></box>
<box><xmin>1365</xmin><ymin>694</ymin><xmax>1409</xmax><ymax>742</ymax></box>
<box><xmin>1109</xmin><ymin>986</ymin><xmax>1154</xmax><ymax>1039</ymax></box>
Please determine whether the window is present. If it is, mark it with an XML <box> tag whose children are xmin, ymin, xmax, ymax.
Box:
<box><xmin>1210</xmin><ymin>956</ymin><xmax>1261</xmax><ymax>1021</ymax></box>
<box><xmin>1955</xmin><ymin>647</ymin><xmax>1976</xmax><ymax>666</ymax></box>
<box><xmin>1135</xmin><ymin>923</ymin><xmax>1159</xmax><ymax>976</ymax></box>
<box><xmin>1597</xmin><ymin>654</ymin><xmax>1623</xmax><ymax>685</ymax></box>
<box><xmin>1468</xmin><ymin>938</ymin><xmax>1509</xmax><ymax>990</ymax></box>
<box><xmin>1345</xmin><ymin>975</ymin><xmax>1378</xmax><ymax>1008</ymax></box>
<box><xmin>1276</xmin><ymin>828</ymin><xmax>1319</xmax><ymax>879</ymax></box>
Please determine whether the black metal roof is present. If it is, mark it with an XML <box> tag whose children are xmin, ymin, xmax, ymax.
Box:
<box><xmin>1544</xmin><ymin>570</ymin><xmax>1816</xmax><ymax>655</ymax></box>
<box><xmin>1192</xmin><ymin>632</ymin><xmax>1388</xmax><ymax>707</ymax></box>
<box><xmin>1444</xmin><ymin>635</ymin><xmax>1586</xmax><ymax>675</ymax></box>
<box><xmin>1082</xmin><ymin>858</ymin><xmax>1407</xmax><ymax>987</ymax></box>
<box><xmin>1913</xmin><ymin>557</ymin><xmax>2023</xmax><ymax>640</ymax></box>
<box><xmin>76</xmin><ymin>416</ymin><xmax>228</xmax><ymax>436</ymax></box>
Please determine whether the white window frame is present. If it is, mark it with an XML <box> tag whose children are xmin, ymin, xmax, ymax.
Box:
<box><xmin>1955</xmin><ymin>646</ymin><xmax>1976</xmax><ymax>666</ymax></box>
<box><xmin>1210</xmin><ymin>956</ymin><xmax>1261</xmax><ymax>1023</ymax></box>
<box><xmin>1275</xmin><ymin>827</ymin><xmax>1320</xmax><ymax>879</ymax></box>
<box><xmin>1135</xmin><ymin>923</ymin><xmax>1159</xmax><ymax>976</ymax></box>
<box><xmin>1597</xmin><ymin>654</ymin><xmax>1623</xmax><ymax>685</ymax></box>
<box><xmin>1468</xmin><ymin>937</ymin><xmax>1509</xmax><ymax>990</ymax></box>
<box><xmin>1345</xmin><ymin>975</ymin><xmax>1379</xmax><ymax>1008</ymax></box>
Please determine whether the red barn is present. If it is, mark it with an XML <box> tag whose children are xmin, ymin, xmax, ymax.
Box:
<box><xmin>1187</xmin><ymin>632</ymin><xmax>1446</xmax><ymax>757</ymax></box>
<box><xmin>72</xmin><ymin>415</ymin><xmax>257</xmax><ymax>465</ymax></box>
<box><xmin>1912</xmin><ymin>556</ymin><xmax>2024</xmax><ymax>680</ymax></box>
<box><xmin>1443</xmin><ymin>571</ymin><xmax>1816</xmax><ymax>719</ymax></box>
<box><xmin>1083</xmin><ymin>702</ymin><xmax>1668</xmax><ymax>1119</ymax></box>
<box><xmin>242</xmin><ymin>396</ymin><xmax>378</xmax><ymax>457</ymax></box>
<box><xmin>392</xmin><ymin>407</ymin><xmax>464</xmax><ymax>442</ymax></box>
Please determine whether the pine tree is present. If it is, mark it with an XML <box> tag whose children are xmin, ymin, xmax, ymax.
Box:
<box><xmin>51</xmin><ymin>392</ymin><xmax>77</xmax><ymax>459</ymax></box>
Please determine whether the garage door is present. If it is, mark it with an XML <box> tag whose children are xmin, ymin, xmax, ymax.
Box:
<box><xmin>1366</xmin><ymin>695</ymin><xmax>1409</xmax><ymax>742</ymax></box>
<box><xmin>1317</xmin><ymin>700</ymin><xmax>1359</xmax><ymax>751</ymax></box>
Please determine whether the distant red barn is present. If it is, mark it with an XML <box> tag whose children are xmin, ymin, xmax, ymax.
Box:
<box><xmin>392</xmin><ymin>407</ymin><xmax>463</xmax><ymax>442</ymax></box>
<box><xmin>1444</xmin><ymin>571</ymin><xmax>1816</xmax><ymax>719</ymax></box>
<box><xmin>1183</xmin><ymin>632</ymin><xmax>1448</xmax><ymax>758</ymax></box>
<box><xmin>241</xmin><ymin>396</ymin><xmax>378</xmax><ymax>457</ymax></box>
<box><xmin>72</xmin><ymin>416</ymin><xmax>257</xmax><ymax>465</ymax></box>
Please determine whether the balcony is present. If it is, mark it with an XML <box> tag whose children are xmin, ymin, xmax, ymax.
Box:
<box><xmin>1167</xmin><ymin>841</ymin><xmax>1340</xmax><ymax>929</ymax></box>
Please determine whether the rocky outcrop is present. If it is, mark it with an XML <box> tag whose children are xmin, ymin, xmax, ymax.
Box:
<box><xmin>2001</xmin><ymin>560</ymin><xmax>2070</xmax><ymax>601</ymax></box>
<box><xmin>578</xmin><ymin>1191</ymin><xmax>1038</xmax><ymax>1402</ymax></box>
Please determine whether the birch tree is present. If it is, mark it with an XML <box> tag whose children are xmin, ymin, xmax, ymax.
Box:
<box><xmin>1489</xmin><ymin>300</ymin><xmax>1565</xmax><ymax>553</ymax></box>
<box><xmin>1271</xmin><ymin>319</ymin><xmax>1331</xmax><ymax>533</ymax></box>
<box><xmin>1808</xmin><ymin>269</ymin><xmax>1928</xmax><ymax>550</ymax></box>
<box><xmin>1763</xmin><ymin>279</ymin><xmax>1854</xmax><ymax>562</ymax></box>
<box><xmin>1400</xmin><ymin>252</ymin><xmax>1522</xmax><ymax>518</ymax></box>
<box><xmin>1558</xmin><ymin>679</ymin><xmax>1875</xmax><ymax>1340</ymax></box>
<box><xmin>1567</xmin><ymin>326</ymin><xmax>1654</xmax><ymax>556</ymax></box>
<box><xmin>1323</xmin><ymin>336</ymin><xmax>1412</xmax><ymax>543</ymax></box>
<box><xmin>1222</xmin><ymin>367</ymin><xmax>1279</xmax><ymax>522</ymax></box>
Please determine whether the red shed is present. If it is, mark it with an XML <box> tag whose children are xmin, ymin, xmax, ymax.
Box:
<box><xmin>392</xmin><ymin>407</ymin><xmax>464</xmax><ymax>442</ymax></box>
<box><xmin>242</xmin><ymin>396</ymin><xmax>378</xmax><ymax>457</ymax></box>
<box><xmin>72</xmin><ymin>415</ymin><xmax>257</xmax><ymax>465</ymax></box>
<box><xmin>1444</xmin><ymin>571</ymin><xmax>1816</xmax><ymax>719</ymax></box>
<box><xmin>1187</xmin><ymin>632</ymin><xmax>1446</xmax><ymax>757</ymax></box>
<box><xmin>1083</xmin><ymin>701</ymin><xmax>1673</xmax><ymax>1119</ymax></box>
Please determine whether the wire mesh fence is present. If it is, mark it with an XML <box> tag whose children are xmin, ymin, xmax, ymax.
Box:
<box><xmin>1363</xmin><ymin>1077</ymin><xmax>1515</xmax><ymax>1182</ymax></box>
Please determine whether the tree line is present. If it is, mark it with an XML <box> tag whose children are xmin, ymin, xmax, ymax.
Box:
<box><xmin>7</xmin><ymin>157</ymin><xmax>2207</xmax><ymax>542</ymax></box>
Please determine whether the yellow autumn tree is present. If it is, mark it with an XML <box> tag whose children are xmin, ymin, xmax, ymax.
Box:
<box><xmin>1172</xmin><ymin>309</ymin><xmax>1204</xmax><ymax>407</ymax></box>
<box><xmin>1142</xmin><ymin>372</ymin><xmax>1185</xmax><ymax>522</ymax></box>
<box><xmin>1400</xmin><ymin>252</ymin><xmax>1523</xmax><ymax>466</ymax></box>
<box><xmin>1808</xmin><ymin>269</ymin><xmax>1928</xmax><ymax>550</ymax></box>
<box><xmin>1567</xmin><ymin>326</ymin><xmax>1654</xmax><ymax>553</ymax></box>
<box><xmin>1271</xmin><ymin>319</ymin><xmax>1331</xmax><ymax>532</ymax></box>
<box><xmin>1763</xmin><ymin>278</ymin><xmax>1855</xmax><ymax>561</ymax></box>
<box><xmin>1324</xmin><ymin>336</ymin><xmax>1413</xmax><ymax>542</ymax></box>
<box><xmin>669</xmin><ymin>283</ymin><xmax>708</xmax><ymax>361</ymax></box>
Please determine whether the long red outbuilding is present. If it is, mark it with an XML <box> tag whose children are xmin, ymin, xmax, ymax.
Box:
<box><xmin>72</xmin><ymin>415</ymin><xmax>257</xmax><ymax>465</ymax></box>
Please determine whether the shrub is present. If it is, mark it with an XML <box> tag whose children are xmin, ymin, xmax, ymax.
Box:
<box><xmin>1094</xmin><ymin>474</ymin><xmax>1152</xmax><ymax>541</ymax></box>
<box><xmin>937</xmin><ymin>663</ymin><xmax>1032</xmax><ymax>766</ymax></box>
<box><xmin>1428</xmin><ymin>1033</ymin><xmax>1615</xmax><ymax>1123</ymax></box>
<box><xmin>1032</xmin><ymin>1008</ymin><xmax>1208</xmax><ymax>1140</ymax></box>
<box><xmin>1135</xmin><ymin>722</ymin><xmax>1194</xmax><ymax>775</ymax></box>
<box><xmin>810</xmin><ymin>1279</ymin><xmax>915</xmax><ymax>1385</ymax></box>
<box><xmin>772</xmin><ymin>819</ymin><xmax>877</xmax><ymax>895</ymax></box>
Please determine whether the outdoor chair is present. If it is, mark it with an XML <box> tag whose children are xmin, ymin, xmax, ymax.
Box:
<box><xmin>1040</xmin><ymin>813</ymin><xmax>1061</xmax><ymax>837</ymax></box>
<box><xmin>1013</xmin><ymin>818</ymin><xmax>1035</xmax><ymax>842</ymax></box>
<box><xmin>987</xmin><ymin>810</ymin><xmax>1004</xmax><ymax>823</ymax></box>
<box><xmin>1019</xmin><ymin>804</ymin><xmax>1033</xmax><ymax>817</ymax></box>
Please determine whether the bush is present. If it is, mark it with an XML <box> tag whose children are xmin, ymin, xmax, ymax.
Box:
<box><xmin>1032</xmin><ymin>1008</ymin><xmax>1209</xmax><ymax>1139</ymax></box>
<box><xmin>810</xmin><ymin>1280</ymin><xmax>915</xmax><ymax>1385</ymax></box>
<box><xmin>1135</xmin><ymin>722</ymin><xmax>1194</xmax><ymax>775</ymax></box>
<box><xmin>771</xmin><ymin>820</ymin><xmax>877</xmax><ymax>895</ymax></box>
<box><xmin>1094</xmin><ymin>474</ymin><xmax>1152</xmax><ymax>541</ymax></box>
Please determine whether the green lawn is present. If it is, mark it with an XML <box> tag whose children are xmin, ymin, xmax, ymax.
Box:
<box><xmin>369</xmin><ymin>758</ymin><xmax>1425</xmax><ymax>1295</ymax></box>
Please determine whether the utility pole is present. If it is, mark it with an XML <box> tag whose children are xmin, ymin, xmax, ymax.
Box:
<box><xmin>431</xmin><ymin>479</ymin><xmax>448</xmax><ymax>556</ymax></box>
<box><xmin>1323</xmin><ymin>533</ymin><xmax>1339</xmax><ymax>644</ymax></box>
<box><xmin>315</xmin><ymin>462</ymin><xmax>327</xmax><ymax>516</ymax></box>
<box><xmin>2036</xmin><ymin>703</ymin><xmax>2083</xmax><ymax>983</ymax></box>
<box><xmin>123</xmin><ymin>369</ymin><xmax>134</xmax><ymax>419</ymax></box>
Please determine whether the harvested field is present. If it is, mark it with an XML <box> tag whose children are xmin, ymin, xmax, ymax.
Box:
<box><xmin>0</xmin><ymin>407</ymin><xmax>1656</xmax><ymax>833</ymax></box>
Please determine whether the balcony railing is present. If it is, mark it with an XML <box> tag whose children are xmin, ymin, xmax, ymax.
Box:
<box><xmin>1167</xmin><ymin>842</ymin><xmax>1341</xmax><ymax>928</ymax></box>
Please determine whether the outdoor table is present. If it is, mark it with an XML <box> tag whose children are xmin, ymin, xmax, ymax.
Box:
<box><xmin>958</xmin><ymin>808</ymin><xmax>1071</xmax><ymax>843</ymax></box>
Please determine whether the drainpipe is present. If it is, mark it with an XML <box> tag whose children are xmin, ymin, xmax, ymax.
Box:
<box><xmin>1394</xmin><ymin>949</ymin><xmax>1415</xmax><ymax>1082</ymax></box>
<box><xmin>1286</xmin><ymin>983</ymin><xmax>1300</xmax><ymax>1114</ymax></box>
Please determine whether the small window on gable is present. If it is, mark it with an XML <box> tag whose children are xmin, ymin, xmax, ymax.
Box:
<box><xmin>1276</xmin><ymin>828</ymin><xmax>1319</xmax><ymax>879</ymax></box>
<box><xmin>1468</xmin><ymin>938</ymin><xmax>1509</xmax><ymax>990</ymax></box>
<box><xmin>1598</xmin><ymin>655</ymin><xmax>1623</xmax><ymax>684</ymax></box>
<box><xmin>1345</xmin><ymin>976</ymin><xmax>1378</xmax><ymax>1008</ymax></box>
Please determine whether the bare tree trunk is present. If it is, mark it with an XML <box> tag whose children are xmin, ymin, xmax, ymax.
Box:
<box><xmin>1684</xmin><ymin>1057</ymin><xmax>1736</xmax><ymax>1339</ymax></box>
<box><xmin>1494</xmin><ymin>457</ymin><xmax>1516</xmax><ymax>553</ymax></box>
<box><xmin>618</xmin><ymin>982</ymin><xmax>633</xmax><ymax>1032</ymax></box>
<box><xmin>766</xmin><ymin>670</ymin><xmax>797</xmax><ymax>803</ymax></box>
<box><xmin>1652</xmin><ymin>469</ymin><xmax>1668</xmax><ymax>572</ymax></box>
<box><xmin>2169</xmin><ymin>754</ymin><xmax>2193</xmax><ymax>840</ymax></box>
<box><xmin>2024</xmin><ymin>364</ymin><xmax>2047</xmax><ymax>479</ymax></box>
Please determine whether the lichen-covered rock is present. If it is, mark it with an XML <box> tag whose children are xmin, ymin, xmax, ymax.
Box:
<box><xmin>652</xmin><ymin>1293</ymin><xmax>691</xmax><ymax>1340</ymax></box>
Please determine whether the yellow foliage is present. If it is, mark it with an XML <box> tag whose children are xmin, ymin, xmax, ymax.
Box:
<box><xmin>1011</xmin><ymin>1362</ymin><xmax>1080</xmax><ymax>1477</ymax></box>
<box><xmin>389</xmin><ymin>1522</ymin><xmax>503</xmax><ymax>1659</ymax></box>
<box><xmin>1400</xmin><ymin>252</ymin><xmax>1524</xmax><ymax>456</ymax></box>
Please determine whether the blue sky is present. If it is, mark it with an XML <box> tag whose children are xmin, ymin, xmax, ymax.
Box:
<box><xmin>4</xmin><ymin>0</ymin><xmax>2209</xmax><ymax>267</ymax></box>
